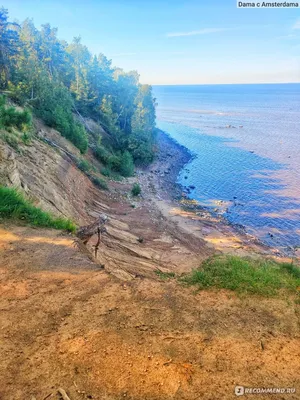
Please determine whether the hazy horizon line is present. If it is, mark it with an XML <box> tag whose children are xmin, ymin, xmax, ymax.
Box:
<box><xmin>148</xmin><ymin>81</ymin><xmax>300</xmax><ymax>86</ymax></box>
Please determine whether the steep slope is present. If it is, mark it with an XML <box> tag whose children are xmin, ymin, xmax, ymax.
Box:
<box><xmin>1</xmin><ymin>116</ymin><xmax>300</xmax><ymax>400</ymax></box>
<box><xmin>0</xmin><ymin>119</ymin><xmax>212</xmax><ymax>280</ymax></box>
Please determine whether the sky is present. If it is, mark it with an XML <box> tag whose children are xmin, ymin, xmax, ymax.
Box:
<box><xmin>2</xmin><ymin>0</ymin><xmax>300</xmax><ymax>84</ymax></box>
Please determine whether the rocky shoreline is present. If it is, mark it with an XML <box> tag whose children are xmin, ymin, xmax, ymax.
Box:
<box><xmin>147</xmin><ymin>129</ymin><xmax>193</xmax><ymax>200</ymax></box>
<box><xmin>138</xmin><ymin>129</ymin><xmax>299</xmax><ymax>261</ymax></box>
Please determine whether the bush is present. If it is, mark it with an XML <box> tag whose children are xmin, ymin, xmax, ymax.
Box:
<box><xmin>127</xmin><ymin>134</ymin><xmax>154</xmax><ymax>164</ymax></box>
<box><xmin>77</xmin><ymin>159</ymin><xmax>92</xmax><ymax>173</ymax></box>
<box><xmin>2</xmin><ymin>132</ymin><xmax>20</xmax><ymax>152</ymax></box>
<box><xmin>0</xmin><ymin>186</ymin><xmax>76</xmax><ymax>232</ymax></box>
<box><xmin>131</xmin><ymin>183</ymin><xmax>141</xmax><ymax>196</ymax></box>
<box><xmin>33</xmin><ymin>82</ymin><xmax>88</xmax><ymax>153</ymax></box>
<box><xmin>92</xmin><ymin>177</ymin><xmax>108</xmax><ymax>191</ymax></box>
<box><xmin>109</xmin><ymin>154</ymin><xmax>121</xmax><ymax>171</ymax></box>
<box><xmin>119</xmin><ymin>151</ymin><xmax>134</xmax><ymax>177</ymax></box>
<box><xmin>0</xmin><ymin>96</ymin><xmax>32</xmax><ymax>131</ymax></box>
<box><xmin>94</xmin><ymin>145</ymin><xmax>111</xmax><ymax>165</ymax></box>
<box><xmin>21</xmin><ymin>131</ymin><xmax>32</xmax><ymax>145</ymax></box>
<box><xmin>182</xmin><ymin>255</ymin><xmax>300</xmax><ymax>297</ymax></box>
<box><xmin>101</xmin><ymin>167</ymin><xmax>111</xmax><ymax>177</ymax></box>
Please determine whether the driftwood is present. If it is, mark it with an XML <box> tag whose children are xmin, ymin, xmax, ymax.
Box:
<box><xmin>76</xmin><ymin>214</ymin><xmax>108</xmax><ymax>259</ymax></box>
<box><xmin>76</xmin><ymin>214</ymin><xmax>108</xmax><ymax>244</ymax></box>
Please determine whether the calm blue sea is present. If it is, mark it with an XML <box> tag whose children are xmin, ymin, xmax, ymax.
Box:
<box><xmin>152</xmin><ymin>84</ymin><xmax>300</xmax><ymax>253</ymax></box>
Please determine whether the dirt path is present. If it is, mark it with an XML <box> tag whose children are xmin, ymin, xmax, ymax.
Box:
<box><xmin>0</xmin><ymin>225</ymin><xmax>299</xmax><ymax>400</ymax></box>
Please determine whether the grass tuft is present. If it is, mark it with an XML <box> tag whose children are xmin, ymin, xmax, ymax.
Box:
<box><xmin>182</xmin><ymin>255</ymin><xmax>300</xmax><ymax>297</ymax></box>
<box><xmin>77</xmin><ymin>159</ymin><xmax>92</xmax><ymax>173</ymax></box>
<box><xmin>155</xmin><ymin>270</ymin><xmax>176</xmax><ymax>280</ymax></box>
<box><xmin>0</xmin><ymin>186</ymin><xmax>76</xmax><ymax>232</ymax></box>
<box><xmin>92</xmin><ymin>177</ymin><xmax>108</xmax><ymax>191</ymax></box>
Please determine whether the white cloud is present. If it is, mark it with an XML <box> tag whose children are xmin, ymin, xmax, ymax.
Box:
<box><xmin>292</xmin><ymin>19</ymin><xmax>300</xmax><ymax>29</ymax></box>
<box><xmin>166</xmin><ymin>28</ymin><xmax>227</xmax><ymax>38</ymax></box>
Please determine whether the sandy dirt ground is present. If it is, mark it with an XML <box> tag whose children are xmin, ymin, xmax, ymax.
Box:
<box><xmin>0</xmin><ymin>225</ymin><xmax>299</xmax><ymax>400</ymax></box>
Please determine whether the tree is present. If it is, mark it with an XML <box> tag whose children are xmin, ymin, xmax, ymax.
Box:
<box><xmin>128</xmin><ymin>84</ymin><xmax>156</xmax><ymax>162</ymax></box>
<box><xmin>0</xmin><ymin>8</ymin><xmax>20</xmax><ymax>88</ymax></box>
<box><xmin>67</xmin><ymin>36</ymin><xmax>91</xmax><ymax>104</ymax></box>
<box><xmin>113</xmin><ymin>69</ymin><xmax>139</xmax><ymax>133</ymax></box>
<box><xmin>1</xmin><ymin>6</ymin><xmax>157</xmax><ymax>163</ymax></box>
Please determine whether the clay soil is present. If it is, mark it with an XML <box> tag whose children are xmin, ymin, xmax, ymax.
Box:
<box><xmin>0</xmin><ymin>223</ymin><xmax>299</xmax><ymax>400</ymax></box>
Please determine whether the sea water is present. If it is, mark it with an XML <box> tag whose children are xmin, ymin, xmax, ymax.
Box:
<box><xmin>153</xmin><ymin>84</ymin><xmax>300</xmax><ymax>253</ymax></box>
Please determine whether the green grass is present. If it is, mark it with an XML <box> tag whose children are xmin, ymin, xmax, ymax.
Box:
<box><xmin>1</xmin><ymin>131</ymin><xmax>21</xmax><ymax>152</ymax></box>
<box><xmin>77</xmin><ymin>159</ymin><xmax>92</xmax><ymax>173</ymax></box>
<box><xmin>155</xmin><ymin>270</ymin><xmax>176</xmax><ymax>280</ymax></box>
<box><xmin>92</xmin><ymin>177</ymin><xmax>108</xmax><ymax>191</ymax></box>
<box><xmin>182</xmin><ymin>255</ymin><xmax>300</xmax><ymax>297</ymax></box>
<box><xmin>100</xmin><ymin>167</ymin><xmax>122</xmax><ymax>181</ymax></box>
<box><xmin>0</xmin><ymin>186</ymin><xmax>76</xmax><ymax>232</ymax></box>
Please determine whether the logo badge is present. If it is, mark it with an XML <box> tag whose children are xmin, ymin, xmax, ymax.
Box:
<box><xmin>235</xmin><ymin>386</ymin><xmax>245</xmax><ymax>396</ymax></box>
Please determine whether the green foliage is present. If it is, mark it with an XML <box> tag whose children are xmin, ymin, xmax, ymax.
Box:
<box><xmin>1</xmin><ymin>132</ymin><xmax>20</xmax><ymax>152</ymax></box>
<box><xmin>21</xmin><ymin>131</ymin><xmax>32</xmax><ymax>145</ymax></box>
<box><xmin>0</xmin><ymin>98</ymin><xmax>33</xmax><ymax>151</ymax></box>
<box><xmin>128</xmin><ymin>84</ymin><xmax>156</xmax><ymax>163</ymax></box>
<box><xmin>131</xmin><ymin>183</ymin><xmax>141</xmax><ymax>197</ymax></box>
<box><xmin>155</xmin><ymin>270</ymin><xmax>176</xmax><ymax>280</ymax></box>
<box><xmin>2</xmin><ymin>8</ymin><xmax>156</xmax><ymax>163</ymax></box>
<box><xmin>0</xmin><ymin>186</ymin><xmax>76</xmax><ymax>232</ymax></box>
<box><xmin>182</xmin><ymin>255</ymin><xmax>300</xmax><ymax>297</ymax></box>
<box><xmin>0</xmin><ymin>8</ymin><xmax>20</xmax><ymax>88</ymax></box>
<box><xmin>119</xmin><ymin>151</ymin><xmax>134</xmax><ymax>177</ymax></box>
<box><xmin>109</xmin><ymin>154</ymin><xmax>121</xmax><ymax>171</ymax></box>
<box><xmin>94</xmin><ymin>144</ymin><xmax>111</xmax><ymax>165</ymax></box>
<box><xmin>0</xmin><ymin>96</ymin><xmax>32</xmax><ymax>130</ymax></box>
<box><xmin>94</xmin><ymin>145</ymin><xmax>134</xmax><ymax>177</ymax></box>
<box><xmin>77</xmin><ymin>158</ymin><xmax>92</xmax><ymax>173</ymax></box>
<box><xmin>32</xmin><ymin>81</ymin><xmax>88</xmax><ymax>153</ymax></box>
<box><xmin>100</xmin><ymin>167</ymin><xmax>111</xmax><ymax>177</ymax></box>
<box><xmin>92</xmin><ymin>177</ymin><xmax>108</xmax><ymax>191</ymax></box>
<box><xmin>280</xmin><ymin>262</ymin><xmax>300</xmax><ymax>279</ymax></box>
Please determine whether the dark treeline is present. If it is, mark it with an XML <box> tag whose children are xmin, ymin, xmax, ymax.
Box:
<box><xmin>0</xmin><ymin>7</ymin><xmax>156</xmax><ymax>168</ymax></box>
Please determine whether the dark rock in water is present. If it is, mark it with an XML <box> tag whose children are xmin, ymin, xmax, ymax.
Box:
<box><xmin>250</xmin><ymin>151</ymin><xmax>255</xmax><ymax>153</ymax></box>
<box><xmin>184</xmin><ymin>176</ymin><xmax>188</xmax><ymax>179</ymax></box>
<box><xmin>233</xmin><ymin>196</ymin><xmax>237</xmax><ymax>199</ymax></box>
<box><xmin>189</xmin><ymin>185</ymin><xmax>196</xmax><ymax>190</ymax></box>
<box><xmin>268</xmin><ymin>232</ymin><xmax>274</xmax><ymax>238</ymax></box>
